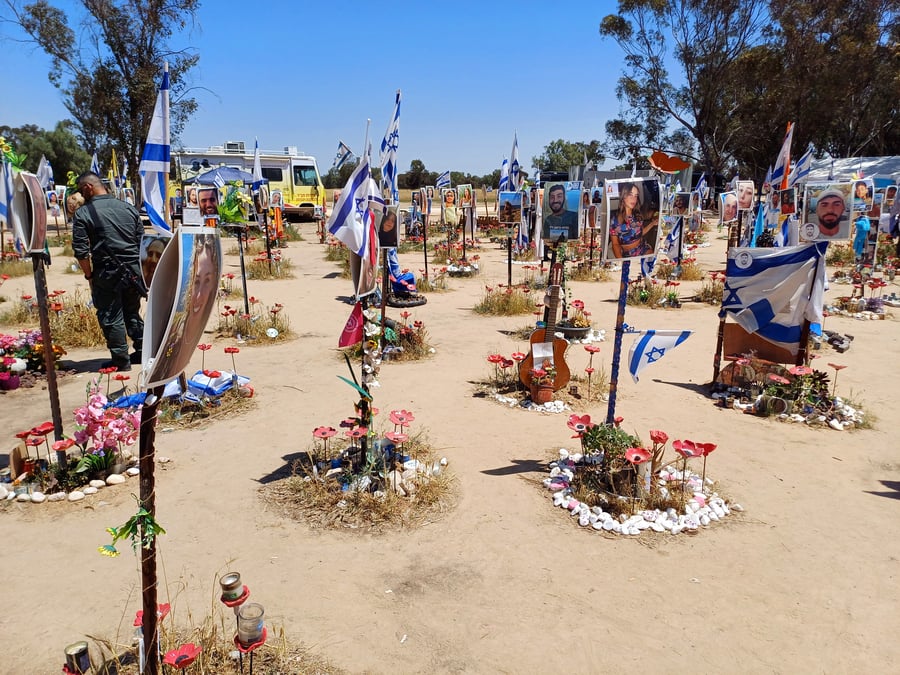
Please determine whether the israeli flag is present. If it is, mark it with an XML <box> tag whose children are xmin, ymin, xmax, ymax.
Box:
<box><xmin>695</xmin><ymin>172</ymin><xmax>707</xmax><ymax>197</ymax></box>
<box><xmin>510</xmin><ymin>132</ymin><xmax>520</xmax><ymax>191</ymax></box>
<box><xmin>380</xmin><ymin>89</ymin><xmax>401</xmax><ymax>203</ymax></box>
<box><xmin>628</xmin><ymin>329</ymin><xmax>693</xmax><ymax>382</ymax></box>
<box><xmin>770</xmin><ymin>122</ymin><xmax>794</xmax><ymax>188</ymax></box>
<box><xmin>662</xmin><ymin>217</ymin><xmax>682</xmax><ymax>262</ymax></box>
<box><xmin>328</xmin><ymin>149</ymin><xmax>381</xmax><ymax>260</ymax></box>
<box><xmin>0</xmin><ymin>159</ymin><xmax>14</xmax><ymax>228</ymax></box>
<box><xmin>498</xmin><ymin>158</ymin><xmax>509</xmax><ymax>192</ymax></box>
<box><xmin>788</xmin><ymin>143</ymin><xmax>814</xmax><ymax>188</ymax></box>
<box><xmin>435</xmin><ymin>170</ymin><xmax>450</xmax><ymax>189</ymax></box>
<box><xmin>722</xmin><ymin>242</ymin><xmax>827</xmax><ymax>354</ymax></box>
<box><xmin>774</xmin><ymin>214</ymin><xmax>794</xmax><ymax>247</ymax></box>
<box><xmin>640</xmin><ymin>256</ymin><xmax>656</xmax><ymax>277</ymax></box>
<box><xmin>333</xmin><ymin>140</ymin><xmax>354</xmax><ymax>170</ymax></box>
<box><xmin>138</xmin><ymin>62</ymin><xmax>171</xmax><ymax>235</ymax></box>
<box><xmin>36</xmin><ymin>155</ymin><xmax>54</xmax><ymax>189</ymax></box>
<box><xmin>90</xmin><ymin>152</ymin><xmax>100</xmax><ymax>175</ymax></box>
<box><xmin>251</xmin><ymin>137</ymin><xmax>264</xmax><ymax>195</ymax></box>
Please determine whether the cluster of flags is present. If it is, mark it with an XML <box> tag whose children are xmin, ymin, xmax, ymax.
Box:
<box><xmin>138</xmin><ymin>61</ymin><xmax>171</xmax><ymax>236</ymax></box>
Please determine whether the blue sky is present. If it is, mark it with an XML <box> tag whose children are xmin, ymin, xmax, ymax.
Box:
<box><xmin>1</xmin><ymin>1</ymin><xmax>627</xmax><ymax>177</ymax></box>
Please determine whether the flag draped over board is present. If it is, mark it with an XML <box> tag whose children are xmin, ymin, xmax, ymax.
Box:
<box><xmin>138</xmin><ymin>62</ymin><xmax>171</xmax><ymax>235</ymax></box>
<box><xmin>721</xmin><ymin>242</ymin><xmax>827</xmax><ymax>354</ymax></box>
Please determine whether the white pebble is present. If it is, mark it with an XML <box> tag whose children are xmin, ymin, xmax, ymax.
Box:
<box><xmin>68</xmin><ymin>491</ymin><xmax>86</xmax><ymax>502</ymax></box>
<box><xmin>48</xmin><ymin>492</ymin><xmax>67</xmax><ymax>502</ymax></box>
<box><xmin>106</xmin><ymin>474</ymin><xmax>126</xmax><ymax>485</ymax></box>
<box><xmin>83</xmin><ymin>486</ymin><xmax>98</xmax><ymax>495</ymax></box>
<box><xmin>126</xmin><ymin>467</ymin><xmax>140</xmax><ymax>476</ymax></box>
<box><xmin>16</xmin><ymin>492</ymin><xmax>32</xmax><ymax>502</ymax></box>
<box><xmin>89</xmin><ymin>479</ymin><xmax>106</xmax><ymax>489</ymax></box>
<box><xmin>30</xmin><ymin>491</ymin><xmax>46</xmax><ymax>503</ymax></box>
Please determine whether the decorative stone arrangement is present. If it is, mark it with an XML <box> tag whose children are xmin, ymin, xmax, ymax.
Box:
<box><xmin>2</xmin><ymin>465</ymin><xmax>141</xmax><ymax>504</ymax></box>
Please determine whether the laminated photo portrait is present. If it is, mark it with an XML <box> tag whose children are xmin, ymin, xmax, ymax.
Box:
<box><xmin>801</xmin><ymin>183</ymin><xmax>852</xmax><ymax>242</ymax></box>
<box><xmin>140</xmin><ymin>234</ymin><xmax>170</xmax><ymax>288</ymax></box>
<box><xmin>458</xmin><ymin>184</ymin><xmax>474</xmax><ymax>208</ymax></box>
<box><xmin>604</xmin><ymin>178</ymin><xmax>661</xmax><ymax>262</ymax></box>
<box><xmin>498</xmin><ymin>191</ymin><xmax>522</xmax><ymax>225</ymax></box>
<box><xmin>378</xmin><ymin>204</ymin><xmax>400</xmax><ymax>249</ymax></box>
<box><xmin>720</xmin><ymin>191</ymin><xmax>738</xmax><ymax>223</ymax></box>
<box><xmin>541</xmin><ymin>182</ymin><xmax>579</xmax><ymax>242</ymax></box>
<box><xmin>736</xmin><ymin>180</ymin><xmax>755</xmax><ymax>211</ymax></box>
<box><xmin>851</xmin><ymin>179</ymin><xmax>873</xmax><ymax>214</ymax></box>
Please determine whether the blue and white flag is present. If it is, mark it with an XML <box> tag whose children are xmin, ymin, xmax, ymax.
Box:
<box><xmin>138</xmin><ymin>62</ymin><xmax>171</xmax><ymax>235</ymax></box>
<box><xmin>251</xmin><ymin>137</ymin><xmax>264</xmax><ymax>194</ymax></box>
<box><xmin>788</xmin><ymin>143</ymin><xmax>814</xmax><ymax>188</ymax></box>
<box><xmin>695</xmin><ymin>172</ymin><xmax>707</xmax><ymax>197</ymax></box>
<box><xmin>36</xmin><ymin>155</ymin><xmax>54</xmax><ymax>189</ymax></box>
<box><xmin>90</xmin><ymin>152</ymin><xmax>100</xmax><ymax>175</ymax></box>
<box><xmin>663</xmin><ymin>216</ymin><xmax>682</xmax><ymax>262</ymax></box>
<box><xmin>640</xmin><ymin>256</ymin><xmax>656</xmax><ymax>278</ymax></box>
<box><xmin>628</xmin><ymin>329</ymin><xmax>693</xmax><ymax>382</ymax></box>
<box><xmin>333</xmin><ymin>140</ymin><xmax>354</xmax><ymax>170</ymax></box>
<box><xmin>327</xmin><ymin>149</ymin><xmax>381</xmax><ymax>261</ymax></box>
<box><xmin>498</xmin><ymin>158</ymin><xmax>509</xmax><ymax>192</ymax></box>
<box><xmin>510</xmin><ymin>132</ymin><xmax>520</xmax><ymax>191</ymax></box>
<box><xmin>774</xmin><ymin>214</ymin><xmax>794</xmax><ymax>247</ymax></box>
<box><xmin>435</xmin><ymin>170</ymin><xmax>450</xmax><ymax>189</ymax></box>
<box><xmin>0</xmin><ymin>159</ymin><xmax>14</xmax><ymax>229</ymax></box>
<box><xmin>722</xmin><ymin>242</ymin><xmax>827</xmax><ymax>354</ymax></box>
<box><xmin>380</xmin><ymin>89</ymin><xmax>401</xmax><ymax>204</ymax></box>
<box><xmin>770</xmin><ymin>122</ymin><xmax>794</xmax><ymax>189</ymax></box>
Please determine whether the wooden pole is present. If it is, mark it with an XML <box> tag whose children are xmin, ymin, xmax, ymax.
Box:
<box><xmin>139</xmin><ymin>385</ymin><xmax>164</xmax><ymax>675</ymax></box>
<box><xmin>31</xmin><ymin>253</ymin><xmax>65</xmax><ymax>460</ymax></box>
<box><xmin>237</xmin><ymin>227</ymin><xmax>250</xmax><ymax>316</ymax></box>
<box><xmin>606</xmin><ymin>260</ymin><xmax>631</xmax><ymax>425</ymax></box>
<box><xmin>712</xmin><ymin>313</ymin><xmax>726</xmax><ymax>384</ymax></box>
<box><xmin>507</xmin><ymin>225</ymin><xmax>513</xmax><ymax>288</ymax></box>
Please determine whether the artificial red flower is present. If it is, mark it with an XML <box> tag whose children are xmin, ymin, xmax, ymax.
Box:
<box><xmin>339</xmin><ymin>417</ymin><xmax>358</xmax><ymax>428</ymax></box>
<box><xmin>313</xmin><ymin>426</ymin><xmax>337</xmax><ymax>439</ymax></box>
<box><xmin>114</xmin><ymin>374</ymin><xmax>130</xmax><ymax>382</ymax></box>
<box><xmin>499</xmin><ymin>358</ymin><xmax>514</xmax><ymax>369</ymax></box>
<box><xmin>385</xmin><ymin>431</ymin><xmax>408</xmax><ymax>444</ymax></box>
<box><xmin>584</xmin><ymin>367</ymin><xmax>595</xmax><ymax>375</ymax></box>
<box><xmin>789</xmin><ymin>365</ymin><xmax>813</xmax><ymax>377</ymax></box>
<box><xmin>99</xmin><ymin>366</ymin><xmax>117</xmax><ymax>375</ymax></box>
<box><xmin>571</xmin><ymin>299</ymin><xmax>585</xmax><ymax>310</ymax></box>
<box><xmin>567</xmin><ymin>414</ymin><xmax>594</xmax><ymax>434</ymax></box>
<box><xmin>197</xmin><ymin>344</ymin><xmax>212</xmax><ymax>351</ymax></box>
<box><xmin>768</xmin><ymin>374</ymin><xmax>790</xmax><ymax>385</ymax></box>
<box><xmin>400</xmin><ymin>311</ymin><xmax>411</xmax><ymax>319</ymax></box>
<box><xmin>697</xmin><ymin>442</ymin><xmax>717</xmax><ymax>456</ymax></box>
<box><xmin>25</xmin><ymin>437</ymin><xmax>43</xmax><ymax>448</ymax></box>
<box><xmin>345</xmin><ymin>427</ymin><xmax>368</xmax><ymax>440</ymax></box>
<box><xmin>672</xmin><ymin>439</ymin><xmax>702</xmax><ymax>458</ymax></box>
<box><xmin>52</xmin><ymin>438</ymin><xmax>75</xmax><ymax>451</ymax></box>
<box><xmin>15</xmin><ymin>430</ymin><xmax>31</xmax><ymax>440</ymax></box>
<box><xmin>224</xmin><ymin>347</ymin><xmax>240</xmax><ymax>354</ymax></box>
<box><xmin>827</xmin><ymin>363</ymin><xmax>846</xmax><ymax>371</ymax></box>
<box><xmin>389</xmin><ymin>410</ymin><xmax>415</xmax><ymax>427</ymax></box>
<box><xmin>649</xmin><ymin>429</ymin><xmax>669</xmax><ymax>445</ymax></box>
<box><xmin>487</xmin><ymin>354</ymin><xmax>503</xmax><ymax>364</ymax></box>
<box><xmin>162</xmin><ymin>643</ymin><xmax>202</xmax><ymax>669</ymax></box>
<box><xmin>584</xmin><ymin>345</ymin><xmax>601</xmax><ymax>354</ymax></box>
<box><xmin>30</xmin><ymin>421</ymin><xmax>55</xmax><ymax>436</ymax></box>
<box><xmin>625</xmin><ymin>447</ymin><xmax>652</xmax><ymax>464</ymax></box>
<box><xmin>511</xmin><ymin>352</ymin><xmax>526</xmax><ymax>362</ymax></box>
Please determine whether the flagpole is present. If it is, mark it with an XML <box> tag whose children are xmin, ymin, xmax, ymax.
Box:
<box><xmin>606</xmin><ymin>260</ymin><xmax>631</xmax><ymax>425</ymax></box>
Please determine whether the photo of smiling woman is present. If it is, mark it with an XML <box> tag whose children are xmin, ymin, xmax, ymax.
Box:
<box><xmin>605</xmin><ymin>178</ymin><xmax>660</xmax><ymax>261</ymax></box>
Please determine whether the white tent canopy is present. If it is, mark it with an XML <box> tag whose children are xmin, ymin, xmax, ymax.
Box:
<box><xmin>807</xmin><ymin>156</ymin><xmax>900</xmax><ymax>186</ymax></box>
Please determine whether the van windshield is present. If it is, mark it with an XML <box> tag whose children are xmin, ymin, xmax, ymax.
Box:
<box><xmin>293</xmin><ymin>166</ymin><xmax>319</xmax><ymax>187</ymax></box>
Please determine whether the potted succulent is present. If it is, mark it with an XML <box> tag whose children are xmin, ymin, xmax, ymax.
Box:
<box><xmin>556</xmin><ymin>299</ymin><xmax>592</xmax><ymax>339</ymax></box>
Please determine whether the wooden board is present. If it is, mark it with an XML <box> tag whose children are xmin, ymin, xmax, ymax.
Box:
<box><xmin>722</xmin><ymin>323</ymin><xmax>795</xmax><ymax>365</ymax></box>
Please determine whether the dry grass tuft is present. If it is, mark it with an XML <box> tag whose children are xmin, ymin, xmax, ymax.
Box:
<box><xmin>0</xmin><ymin>259</ymin><xmax>31</xmax><ymax>278</ymax></box>
<box><xmin>246</xmin><ymin>255</ymin><xmax>295</xmax><ymax>280</ymax></box>
<box><xmin>262</xmin><ymin>434</ymin><xmax>457</xmax><ymax>532</ymax></box>
<box><xmin>569</xmin><ymin>264</ymin><xmax>611</xmax><ymax>282</ymax></box>
<box><xmin>473</xmin><ymin>285</ymin><xmax>536</xmax><ymax>316</ymax></box>
<box><xmin>215</xmin><ymin>299</ymin><xmax>293</xmax><ymax>342</ymax></box>
<box><xmin>696</xmin><ymin>277</ymin><xmax>724</xmax><ymax>305</ymax></box>
<box><xmin>158</xmin><ymin>387</ymin><xmax>257</xmax><ymax>429</ymax></box>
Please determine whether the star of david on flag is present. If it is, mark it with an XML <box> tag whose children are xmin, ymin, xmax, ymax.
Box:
<box><xmin>628</xmin><ymin>329</ymin><xmax>693</xmax><ymax>382</ymax></box>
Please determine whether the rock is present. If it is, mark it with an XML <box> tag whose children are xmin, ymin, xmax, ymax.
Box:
<box><xmin>601</xmin><ymin>520</ymin><xmax>615</xmax><ymax>531</ymax></box>
<box><xmin>48</xmin><ymin>492</ymin><xmax>67</xmax><ymax>502</ymax></box>
<box><xmin>650</xmin><ymin>522</ymin><xmax>666</xmax><ymax>533</ymax></box>
<box><xmin>578</xmin><ymin>512</ymin><xmax>590</xmax><ymax>527</ymax></box>
<box><xmin>106</xmin><ymin>474</ymin><xmax>126</xmax><ymax>485</ymax></box>
<box><xmin>126</xmin><ymin>467</ymin><xmax>140</xmax><ymax>476</ymax></box>
<box><xmin>16</xmin><ymin>492</ymin><xmax>32</xmax><ymax>502</ymax></box>
<box><xmin>68</xmin><ymin>491</ymin><xmax>86</xmax><ymax>502</ymax></box>
<box><xmin>828</xmin><ymin>419</ymin><xmax>844</xmax><ymax>431</ymax></box>
<box><xmin>0</xmin><ymin>485</ymin><xmax>7</xmax><ymax>499</ymax></box>
<box><xmin>6</xmin><ymin>492</ymin><xmax>16</xmax><ymax>501</ymax></box>
<box><xmin>83</xmin><ymin>486</ymin><xmax>98</xmax><ymax>495</ymax></box>
<box><xmin>30</xmin><ymin>491</ymin><xmax>46</xmax><ymax>503</ymax></box>
<box><xmin>89</xmin><ymin>480</ymin><xmax>106</xmax><ymax>489</ymax></box>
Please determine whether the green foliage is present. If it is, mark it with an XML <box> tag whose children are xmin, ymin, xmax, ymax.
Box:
<box><xmin>532</xmin><ymin>139</ymin><xmax>605</xmax><ymax>173</ymax></box>
<box><xmin>99</xmin><ymin>496</ymin><xmax>166</xmax><ymax>557</ymax></box>
<box><xmin>472</xmin><ymin>286</ymin><xmax>537</xmax><ymax>316</ymax></box>
<box><xmin>580</xmin><ymin>424</ymin><xmax>641</xmax><ymax>463</ymax></box>
<box><xmin>75</xmin><ymin>448</ymin><xmax>117</xmax><ymax>475</ymax></box>
<box><xmin>0</xmin><ymin>121</ymin><xmax>91</xmax><ymax>179</ymax></box>
<box><xmin>6</xmin><ymin>0</ymin><xmax>200</xmax><ymax>186</ymax></box>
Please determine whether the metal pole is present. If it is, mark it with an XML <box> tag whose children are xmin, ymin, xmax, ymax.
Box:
<box><xmin>606</xmin><ymin>260</ymin><xmax>631</xmax><ymax>425</ymax></box>
<box><xmin>237</xmin><ymin>228</ymin><xmax>250</xmax><ymax>316</ymax></box>
<box><xmin>507</xmin><ymin>226</ymin><xmax>513</xmax><ymax>288</ymax></box>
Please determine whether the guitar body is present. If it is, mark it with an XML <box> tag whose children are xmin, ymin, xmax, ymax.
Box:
<box><xmin>518</xmin><ymin>329</ymin><xmax>571</xmax><ymax>390</ymax></box>
<box><xmin>518</xmin><ymin>260</ymin><xmax>571</xmax><ymax>391</ymax></box>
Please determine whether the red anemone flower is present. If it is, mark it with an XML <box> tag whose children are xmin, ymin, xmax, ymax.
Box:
<box><xmin>313</xmin><ymin>426</ymin><xmax>337</xmax><ymax>439</ymax></box>
<box><xmin>789</xmin><ymin>365</ymin><xmax>813</xmax><ymax>377</ymax></box>
<box><xmin>584</xmin><ymin>345</ymin><xmax>601</xmax><ymax>354</ymax></box>
<box><xmin>25</xmin><ymin>437</ymin><xmax>43</xmax><ymax>448</ymax></box>
<box><xmin>584</xmin><ymin>367</ymin><xmax>595</xmax><ymax>375</ymax></box>
<box><xmin>649</xmin><ymin>429</ymin><xmax>669</xmax><ymax>445</ymax></box>
<box><xmin>567</xmin><ymin>414</ymin><xmax>594</xmax><ymax>434</ymax></box>
<box><xmin>768</xmin><ymin>374</ymin><xmax>790</xmax><ymax>385</ymax></box>
<box><xmin>613</xmin><ymin>416</ymin><xmax>624</xmax><ymax>427</ymax></box>
<box><xmin>52</xmin><ymin>438</ymin><xmax>75</xmax><ymax>451</ymax></box>
<box><xmin>114</xmin><ymin>374</ymin><xmax>130</xmax><ymax>382</ymax></box>
<box><xmin>224</xmin><ymin>346</ymin><xmax>240</xmax><ymax>354</ymax></box>
<box><xmin>389</xmin><ymin>410</ymin><xmax>415</xmax><ymax>427</ymax></box>
<box><xmin>339</xmin><ymin>417</ymin><xmax>358</xmax><ymax>428</ymax></box>
<box><xmin>202</xmin><ymin>369</ymin><xmax>222</xmax><ymax>378</ymax></box>
<box><xmin>672</xmin><ymin>439</ymin><xmax>702</xmax><ymax>458</ymax></box>
<box><xmin>499</xmin><ymin>358</ymin><xmax>514</xmax><ymax>369</ymax></box>
<box><xmin>197</xmin><ymin>344</ymin><xmax>212</xmax><ymax>352</ymax></box>
<box><xmin>625</xmin><ymin>447</ymin><xmax>652</xmax><ymax>464</ymax></box>
<box><xmin>400</xmin><ymin>311</ymin><xmax>411</xmax><ymax>319</ymax></box>
<box><xmin>697</xmin><ymin>442</ymin><xmax>717</xmax><ymax>456</ymax></box>
<box><xmin>163</xmin><ymin>643</ymin><xmax>202</xmax><ymax>670</ymax></box>
<box><xmin>511</xmin><ymin>352</ymin><xmax>526</xmax><ymax>362</ymax></box>
<box><xmin>99</xmin><ymin>366</ymin><xmax>117</xmax><ymax>375</ymax></box>
<box><xmin>827</xmin><ymin>363</ymin><xmax>846</xmax><ymax>371</ymax></box>
<box><xmin>345</xmin><ymin>427</ymin><xmax>368</xmax><ymax>440</ymax></box>
<box><xmin>571</xmin><ymin>299</ymin><xmax>585</xmax><ymax>310</ymax></box>
<box><xmin>487</xmin><ymin>354</ymin><xmax>504</xmax><ymax>364</ymax></box>
<box><xmin>15</xmin><ymin>430</ymin><xmax>31</xmax><ymax>440</ymax></box>
<box><xmin>385</xmin><ymin>431</ymin><xmax>408</xmax><ymax>444</ymax></box>
<box><xmin>30</xmin><ymin>421</ymin><xmax>55</xmax><ymax>436</ymax></box>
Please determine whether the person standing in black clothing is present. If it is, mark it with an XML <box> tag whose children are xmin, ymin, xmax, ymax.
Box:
<box><xmin>73</xmin><ymin>172</ymin><xmax>145</xmax><ymax>371</ymax></box>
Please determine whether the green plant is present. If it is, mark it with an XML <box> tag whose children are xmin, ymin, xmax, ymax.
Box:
<box><xmin>580</xmin><ymin>423</ymin><xmax>642</xmax><ymax>463</ymax></box>
<box><xmin>217</xmin><ymin>182</ymin><xmax>250</xmax><ymax>223</ymax></box>
<box><xmin>75</xmin><ymin>448</ymin><xmax>118</xmax><ymax>475</ymax></box>
<box><xmin>473</xmin><ymin>285</ymin><xmax>536</xmax><ymax>316</ymax></box>
<box><xmin>99</xmin><ymin>495</ymin><xmax>167</xmax><ymax>556</ymax></box>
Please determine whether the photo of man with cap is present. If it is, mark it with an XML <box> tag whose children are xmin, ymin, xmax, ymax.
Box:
<box><xmin>814</xmin><ymin>187</ymin><xmax>849</xmax><ymax>238</ymax></box>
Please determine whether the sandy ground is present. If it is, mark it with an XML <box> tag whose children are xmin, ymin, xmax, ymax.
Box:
<box><xmin>1</xmin><ymin>217</ymin><xmax>899</xmax><ymax>674</ymax></box>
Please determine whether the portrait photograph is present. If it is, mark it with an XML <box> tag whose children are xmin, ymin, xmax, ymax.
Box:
<box><xmin>719</xmin><ymin>191</ymin><xmax>738</xmax><ymax>223</ymax></box>
<box><xmin>672</xmin><ymin>192</ymin><xmax>691</xmax><ymax>215</ymax></box>
<box><xmin>801</xmin><ymin>183</ymin><xmax>852</xmax><ymax>242</ymax></box>
<box><xmin>736</xmin><ymin>180</ymin><xmax>755</xmax><ymax>211</ymax></box>
<box><xmin>852</xmin><ymin>179</ymin><xmax>873</xmax><ymax>213</ymax></box>
<box><xmin>884</xmin><ymin>184</ymin><xmax>897</xmax><ymax>208</ymax></box>
<box><xmin>122</xmin><ymin>187</ymin><xmax>136</xmax><ymax>206</ymax></box>
<box><xmin>603</xmin><ymin>177</ymin><xmax>661</xmax><ymax>262</ymax></box>
<box><xmin>140</xmin><ymin>234</ymin><xmax>170</xmax><ymax>288</ymax></box>
<box><xmin>498</xmin><ymin>191</ymin><xmax>522</xmax><ymax>225</ymax></box>
<box><xmin>270</xmin><ymin>190</ymin><xmax>283</xmax><ymax>208</ymax></box>
<box><xmin>779</xmin><ymin>188</ymin><xmax>796</xmax><ymax>215</ymax></box>
<box><xmin>441</xmin><ymin>188</ymin><xmax>458</xmax><ymax>226</ymax></box>
<box><xmin>378</xmin><ymin>204</ymin><xmax>400</xmax><ymax>249</ymax></box>
<box><xmin>541</xmin><ymin>182</ymin><xmax>580</xmax><ymax>242</ymax></box>
<box><xmin>426</xmin><ymin>186</ymin><xmax>434</xmax><ymax>199</ymax></box>
<box><xmin>458</xmin><ymin>184</ymin><xmax>474</xmax><ymax>208</ymax></box>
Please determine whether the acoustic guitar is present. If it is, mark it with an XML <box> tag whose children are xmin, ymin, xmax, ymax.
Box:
<box><xmin>518</xmin><ymin>262</ymin><xmax>571</xmax><ymax>391</ymax></box>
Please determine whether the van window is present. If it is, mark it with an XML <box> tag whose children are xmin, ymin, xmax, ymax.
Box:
<box><xmin>262</xmin><ymin>167</ymin><xmax>282</xmax><ymax>182</ymax></box>
<box><xmin>294</xmin><ymin>166</ymin><xmax>319</xmax><ymax>187</ymax></box>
